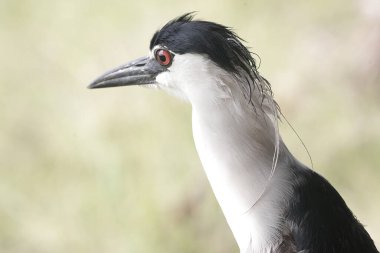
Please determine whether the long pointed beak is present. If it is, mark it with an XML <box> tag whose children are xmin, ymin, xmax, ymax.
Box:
<box><xmin>88</xmin><ymin>56</ymin><xmax>166</xmax><ymax>89</ymax></box>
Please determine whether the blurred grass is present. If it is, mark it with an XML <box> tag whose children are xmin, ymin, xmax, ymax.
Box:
<box><xmin>0</xmin><ymin>0</ymin><xmax>379</xmax><ymax>252</ymax></box>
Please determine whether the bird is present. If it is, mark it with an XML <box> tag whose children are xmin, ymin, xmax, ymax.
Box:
<box><xmin>89</xmin><ymin>13</ymin><xmax>378</xmax><ymax>253</ymax></box>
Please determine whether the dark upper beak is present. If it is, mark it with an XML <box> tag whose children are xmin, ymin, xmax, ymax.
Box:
<box><xmin>88</xmin><ymin>56</ymin><xmax>166</xmax><ymax>89</ymax></box>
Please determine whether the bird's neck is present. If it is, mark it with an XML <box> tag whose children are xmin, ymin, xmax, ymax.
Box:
<box><xmin>191</xmin><ymin>98</ymin><xmax>293</xmax><ymax>252</ymax></box>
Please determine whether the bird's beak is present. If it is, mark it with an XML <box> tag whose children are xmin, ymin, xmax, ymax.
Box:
<box><xmin>88</xmin><ymin>56</ymin><xmax>166</xmax><ymax>89</ymax></box>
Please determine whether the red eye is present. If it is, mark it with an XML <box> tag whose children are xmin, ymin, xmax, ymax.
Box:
<box><xmin>155</xmin><ymin>49</ymin><xmax>172</xmax><ymax>66</ymax></box>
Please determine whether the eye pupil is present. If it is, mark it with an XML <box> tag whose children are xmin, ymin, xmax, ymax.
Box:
<box><xmin>155</xmin><ymin>49</ymin><xmax>172</xmax><ymax>66</ymax></box>
<box><xmin>159</xmin><ymin>54</ymin><xmax>166</xmax><ymax>62</ymax></box>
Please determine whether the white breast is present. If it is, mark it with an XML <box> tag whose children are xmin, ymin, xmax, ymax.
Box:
<box><xmin>192</xmin><ymin>106</ymin><xmax>293</xmax><ymax>253</ymax></box>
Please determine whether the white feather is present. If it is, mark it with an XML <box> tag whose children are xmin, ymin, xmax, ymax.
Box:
<box><xmin>155</xmin><ymin>53</ymin><xmax>294</xmax><ymax>252</ymax></box>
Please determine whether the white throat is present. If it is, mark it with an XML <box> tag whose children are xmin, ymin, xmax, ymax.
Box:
<box><xmin>156</xmin><ymin>54</ymin><xmax>294</xmax><ymax>252</ymax></box>
<box><xmin>192</xmin><ymin>102</ymin><xmax>292</xmax><ymax>252</ymax></box>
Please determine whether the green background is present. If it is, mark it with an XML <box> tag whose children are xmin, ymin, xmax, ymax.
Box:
<box><xmin>1</xmin><ymin>0</ymin><xmax>379</xmax><ymax>252</ymax></box>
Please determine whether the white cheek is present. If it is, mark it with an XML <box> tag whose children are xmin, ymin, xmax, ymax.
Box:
<box><xmin>155</xmin><ymin>71</ymin><xmax>189</xmax><ymax>101</ymax></box>
<box><xmin>155</xmin><ymin>71</ymin><xmax>171</xmax><ymax>87</ymax></box>
<box><xmin>153</xmin><ymin>54</ymin><xmax>227</xmax><ymax>102</ymax></box>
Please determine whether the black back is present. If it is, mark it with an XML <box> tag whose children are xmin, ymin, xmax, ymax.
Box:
<box><xmin>287</xmin><ymin>162</ymin><xmax>378</xmax><ymax>253</ymax></box>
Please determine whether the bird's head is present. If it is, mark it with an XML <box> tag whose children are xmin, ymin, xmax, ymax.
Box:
<box><xmin>89</xmin><ymin>13</ymin><xmax>272</xmax><ymax>106</ymax></box>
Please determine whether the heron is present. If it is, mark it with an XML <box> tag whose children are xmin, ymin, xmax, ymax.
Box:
<box><xmin>89</xmin><ymin>13</ymin><xmax>378</xmax><ymax>253</ymax></box>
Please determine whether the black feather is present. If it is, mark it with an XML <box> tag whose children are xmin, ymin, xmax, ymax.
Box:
<box><xmin>150</xmin><ymin>13</ymin><xmax>274</xmax><ymax>112</ymax></box>
<box><xmin>150</xmin><ymin>13</ymin><xmax>257</xmax><ymax>80</ymax></box>
<box><xmin>287</xmin><ymin>162</ymin><xmax>379</xmax><ymax>253</ymax></box>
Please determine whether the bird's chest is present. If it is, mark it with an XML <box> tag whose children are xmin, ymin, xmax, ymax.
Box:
<box><xmin>192</xmin><ymin>111</ymin><xmax>265</xmax><ymax>215</ymax></box>
<box><xmin>191</xmin><ymin>110</ymin><xmax>289</xmax><ymax>252</ymax></box>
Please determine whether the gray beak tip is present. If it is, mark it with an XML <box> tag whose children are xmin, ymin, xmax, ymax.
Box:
<box><xmin>87</xmin><ymin>81</ymin><xmax>102</xmax><ymax>89</ymax></box>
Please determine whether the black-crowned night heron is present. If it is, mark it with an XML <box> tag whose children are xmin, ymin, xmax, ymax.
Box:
<box><xmin>89</xmin><ymin>13</ymin><xmax>378</xmax><ymax>253</ymax></box>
